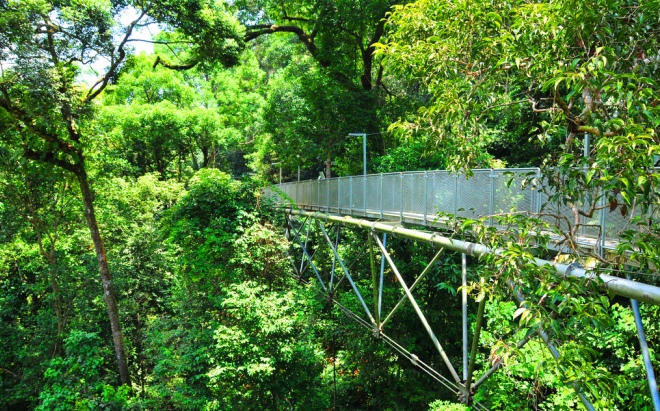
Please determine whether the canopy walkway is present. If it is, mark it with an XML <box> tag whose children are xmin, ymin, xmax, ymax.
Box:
<box><xmin>266</xmin><ymin>168</ymin><xmax>660</xmax><ymax>410</ymax></box>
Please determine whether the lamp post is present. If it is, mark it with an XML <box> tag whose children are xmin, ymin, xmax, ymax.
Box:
<box><xmin>271</xmin><ymin>162</ymin><xmax>282</xmax><ymax>184</ymax></box>
<box><xmin>348</xmin><ymin>132</ymin><xmax>367</xmax><ymax>176</ymax></box>
<box><xmin>297</xmin><ymin>155</ymin><xmax>301</xmax><ymax>181</ymax></box>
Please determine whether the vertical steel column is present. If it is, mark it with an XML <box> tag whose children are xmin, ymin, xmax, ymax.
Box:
<box><xmin>317</xmin><ymin>180</ymin><xmax>320</xmax><ymax>210</ymax></box>
<box><xmin>317</xmin><ymin>221</ymin><xmax>376</xmax><ymax>325</ymax></box>
<box><xmin>373</xmin><ymin>233</ymin><xmax>462</xmax><ymax>384</ymax></box>
<box><xmin>629</xmin><ymin>278</ymin><xmax>660</xmax><ymax>411</ymax></box>
<box><xmin>329</xmin><ymin>225</ymin><xmax>340</xmax><ymax>291</ymax></box>
<box><xmin>286</xmin><ymin>218</ymin><xmax>327</xmax><ymax>292</ymax></box>
<box><xmin>326</xmin><ymin>180</ymin><xmax>330</xmax><ymax>213</ymax></box>
<box><xmin>378</xmin><ymin>234</ymin><xmax>387</xmax><ymax>322</ymax></box>
<box><xmin>462</xmin><ymin>253</ymin><xmax>468</xmax><ymax>381</ymax></box>
<box><xmin>369</xmin><ymin>232</ymin><xmax>380</xmax><ymax>329</ymax></box>
<box><xmin>380</xmin><ymin>247</ymin><xmax>446</xmax><ymax>327</ymax></box>
<box><xmin>300</xmin><ymin>220</ymin><xmax>311</xmax><ymax>273</ymax></box>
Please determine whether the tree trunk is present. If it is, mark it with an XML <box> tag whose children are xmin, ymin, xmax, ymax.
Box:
<box><xmin>76</xmin><ymin>166</ymin><xmax>131</xmax><ymax>386</ymax></box>
<box><xmin>30</xmin><ymin>217</ymin><xmax>65</xmax><ymax>350</ymax></box>
<box><xmin>192</xmin><ymin>150</ymin><xmax>200</xmax><ymax>170</ymax></box>
<box><xmin>201</xmin><ymin>146</ymin><xmax>209</xmax><ymax>168</ymax></box>
<box><xmin>325</xmin><ymin>158</ymin><xmax>332</xmax><ymax>179</ymax></box>
<box><xmin>361</xmin><ymin>49</ymin><xmax>373</xmax><ymax>91</ymax></box>
<box><xmin>46</xmin><ymin>256</ymin><xmax>64</xmax><ymax>343</ymax></box>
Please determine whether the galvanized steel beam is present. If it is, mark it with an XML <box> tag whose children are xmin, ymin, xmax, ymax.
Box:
<box><xmin>285</xmin><ymin>209</ymin><xmax>660</xmax><ymax>306</ymax></box>
<box><xmin>373</xmin><ymin>233</ymin><xmax>463</xmax><ymax>384</ymax></box>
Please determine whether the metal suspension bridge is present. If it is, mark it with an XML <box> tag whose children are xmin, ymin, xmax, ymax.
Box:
<box><xmin>265</xmin><ymin>168</ymin><xmax>660</xmax><ymax>411</ymax></box>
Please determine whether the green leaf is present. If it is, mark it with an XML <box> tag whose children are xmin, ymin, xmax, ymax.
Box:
<box><xmin>513</xmin><ymin>307</ymin><xmax>527</xmax><ymax>320</ymax></box>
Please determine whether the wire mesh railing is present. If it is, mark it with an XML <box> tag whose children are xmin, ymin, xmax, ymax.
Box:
<box><xmin>265</xmin><ymin>168</ymin><xmax>656</xmax><ymax>249</ymax></box>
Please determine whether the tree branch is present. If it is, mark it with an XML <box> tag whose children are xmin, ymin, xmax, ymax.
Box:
<box><xmin>23</xmin><ymin>148</ymin><xmax>78</xmax><ymax>174</ymax></box>
<box><xmin>152</xmin><ymin>55</ymin><xmax>198</xmax><ymax>71</ymax></box>
<box><xmin>86</xmin><ymin>10</ymin><xmax>146</xmax><ymax>102</ymax></box>
<box><xmin>280</xmin><ymin>5</ymin><xmax>312</xmax><ymax>23</ymax></box>
<box><xmin>126</xmin><ymin>39</ymin><xmax>193</xmax><ymax>45</ymax></box>
<box><xmin>0</xmin><ymin>367</ymin><xmax>19</xmax><ymax>379</ymax></box>
<box><xmin>475</xmin><ymin>100</ymin><xmax>529</xmax><ymax>122</ymax></box>
<box><xmin>0</xmin><ymin>94</ymin><xmax>81</xmax><ymax>157</ymax></box>
<box><xmin>245</xmin><ymin>24</ymin><xmax>320</xmax><ymax>59</ymax></box>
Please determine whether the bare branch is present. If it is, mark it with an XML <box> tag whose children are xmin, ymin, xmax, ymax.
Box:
<box><xmin>86</xmin><ymin>10</ymin><xmax>147</xmax><ymax>102</ymax></box>
<box><xmin>126</xmin><ymin>39</ymin><xmax>193</xmax><ymax>45</ymax></box>
<box><xmin>0</xmin><ymin>367</ymin><xmax>19</xmax><ymax>379</ymax></box>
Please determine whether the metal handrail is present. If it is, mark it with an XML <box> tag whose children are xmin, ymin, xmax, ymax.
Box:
<box><xmin>266</xmin><ymin>167</ymin><xmax>658</xmax><ymax>249</ymax></box>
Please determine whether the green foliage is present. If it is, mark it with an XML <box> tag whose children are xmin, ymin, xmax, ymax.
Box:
<box><xmin>37</xmin><ymin>331</ymin><xmax>129</xmax><ymax>411</ymax></box>
<box><xmin>208</xmin><ymin>282</ymin><xmax>329</xmax><ymax>410</ymax></box>
<box><xmin>150</xmin><ymin>0</ymin><xmax>244</xmax><ymax>69</ymax></box>
<box><xmin>372</xmin><ymin>140</ymin><xmax>447</xmax><ymax>172</ymax></box>
<box><xmin>1</xmin><ymin>1</ymin><xmax>659</xmax><ymax>410</ymax></box>
<box><xmin>258</xmin><ymin>58</ymin><xmax>379</xmax><ymax>177</ymax></box>
<box><xmin>100</xmin><ymin>52</ymin><xmax>266</xmax><ymax>178</ymax></box>
<box><xmin>428</xmin><ymin>400</ymin><xmax>468</xmax><ymax>411</ymax></box>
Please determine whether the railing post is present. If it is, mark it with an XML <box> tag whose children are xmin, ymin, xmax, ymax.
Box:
<box><xmin>349</xmin><ymin>176</ymin><xmax>353</xmax><ymax>215</ymax></box>
<box><xmin>317</xmin><ymin>180</ymin><xmax>321</xmax><ymax>211</ymax></box>
<box><xmin>380</xmin><ymin>174</ymin><xmax>384</xmax><ymax>219</ymax></box>
<box><xmin>535</xmin><ymin>168</ymin><xmax>542</xmax><ymax>214</ymax></box>
<box><xmin>423</xmin><ymin>171</ymin><xmax>429</xmax><ymax>225</ymax></box>
<box><xmin>400</xmin><ymin>173</ymin><xmax>404</xmax><ymax>221</ymax></box>
<box><xmin>363</xmin><ymin>175</ymin><xmax>367</xmax><ymax>216</ymax></box>
<box><xmin>598</xmin><ymin>195</ymin><xmax>607</xmax><ymax>256</ymax></box>
<box><xmin>337</xmin><ymin>177</ymin><xmax>341</xmax><ymax>213</ymax></box>
<box><xmin>489</xmin><ymin>169</ymin><xmax>496</xmax><ymax>226</ymax></box>
<box><xmin>431</xmin><ymin>172</ymin><xmax>436</xmax><ymax>217</ymax></box>
<box><xmin>338</xmin><ymin>178</ymin><xmax>342</xmax><ymax>213</ymax></box>
<box><xmin>453</xmin><ymin>173</ymin><xmax>459</xmax><ymax>216</ymax></box>
<box><xmin>326</xmin><ymin>180</ymin><xmax>330</xmax><ymax>213</ymax></box>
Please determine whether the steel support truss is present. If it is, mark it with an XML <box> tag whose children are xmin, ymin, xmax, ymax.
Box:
<box><xmin>283</xmin><ymin>209</ymin><xmax>660</xmax><ymax>410</ymax></box>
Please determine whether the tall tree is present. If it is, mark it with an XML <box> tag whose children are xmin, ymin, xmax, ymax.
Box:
<box><xmin>0</xmin><ymin>0</ymin><xmax>243</xmax><ymax>385</ymax></box>
<box><xmin>381</xmin><ymin>0</ymin><xmax>660</xmax><ymax>261</ymax></box>
<box><xmin>235</xmin><ymin>0</ymin><xmax>400</xmax><ymax>92</ymax></box>
<box><xmin>0</xmin><ymin>160</ymin><xmax>74</xmax><ymax>350</ymax></box>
